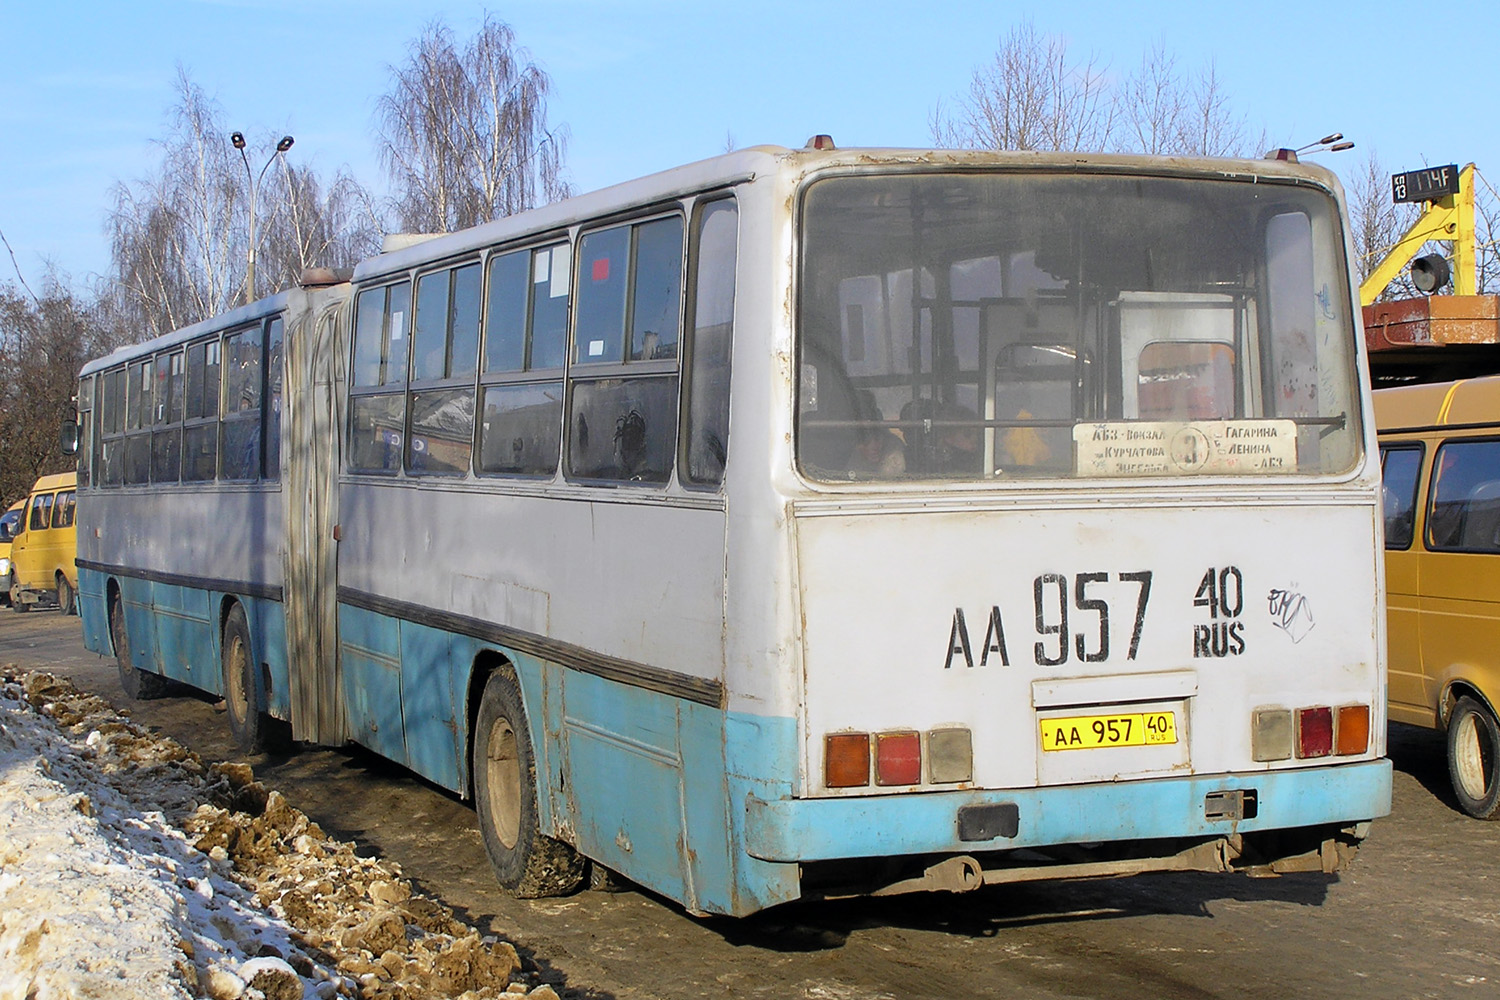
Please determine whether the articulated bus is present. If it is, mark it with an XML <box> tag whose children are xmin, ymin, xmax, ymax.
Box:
<box><xmin>75</xmin><ymin>141</ymin><xmax>1391</xmax><ymax>916</ymax></box>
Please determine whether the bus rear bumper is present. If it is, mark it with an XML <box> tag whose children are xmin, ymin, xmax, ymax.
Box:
<box><xmin>744</xmin><ymin>759</ymin><xmax>1393</xmax><ymax>863</ymax></box>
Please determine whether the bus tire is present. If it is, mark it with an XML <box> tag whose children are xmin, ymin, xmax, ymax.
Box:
<box><xmin>222</xmin><ymin>604</ymin><xmax>266</xmax><ymax>752</ymax></box>
<box><xmin>473</xmin><ymin>670</ymin><xmax>584</xmax><ymax>898</ymax></box>
<box><xmin>56</xmin><ymin>574</ymin><xmax>75</xmax><ymax>616</ymax></box>
<box><xmin>1448</xmin><ymin>696</ymin><xmax>1500</xmax><ymax>820</ymax></box>
<box><xmin>111</xmin><ymin>594</ymin><xmax>167</xmax><ymax>700</ymax></box>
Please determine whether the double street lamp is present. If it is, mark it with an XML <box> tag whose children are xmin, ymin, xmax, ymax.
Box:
<box><xmin>231</xmin><ymin>131</ymin><xmax>294</xmax><ymax>305</ymax></box>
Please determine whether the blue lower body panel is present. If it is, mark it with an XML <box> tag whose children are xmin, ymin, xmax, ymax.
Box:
<box><xmin>78</xmin><ymin>575</ymin><xmax>1392</xmax><ymax>918</ymax></box>
<box><xmin>76</xmin><ymin>567</ymin><xmax>290</xmax><ymax>720</ymax></box>
<box><xmin>744</xmin><ymin>759</ymin><xmax>1393</xmax><ymax>862</ymax></box>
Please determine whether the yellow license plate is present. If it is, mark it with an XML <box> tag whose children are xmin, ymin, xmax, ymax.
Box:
<box><xmin>1040</xmin><ymin>711</ymin><xmax>1178</xmax><ymax>752</ymax></box>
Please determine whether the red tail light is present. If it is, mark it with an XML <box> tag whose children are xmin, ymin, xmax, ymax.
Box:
<box><xmin>875</xmin><ymin>731</ymin><xmax>921</xmax><ymax>786</ymax></box>
<box><xmin>1296</xmin><ymin>707</ymin><xmax>1334</xmax><ymax>758</ymax></box>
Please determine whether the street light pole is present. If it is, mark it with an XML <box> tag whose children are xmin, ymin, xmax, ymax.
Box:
<box><xmin>231</xmin><ymin>131</ymin><xmax>294</xmax><ymax>306</ymax></box>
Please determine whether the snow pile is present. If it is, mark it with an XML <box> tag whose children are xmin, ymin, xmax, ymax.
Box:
<box><xmin>0</xmin><ymin>670</ymin><xmax>561</xmax><ymax>1000</ymax></box>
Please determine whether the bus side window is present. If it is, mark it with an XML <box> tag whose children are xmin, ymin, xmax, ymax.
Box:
<box><xmin>478</xmin><ymin>244</ymin><xmax>568</xmax><ymax>478</ymax></box>
<box><xmin>221</xmin><ymin>325</ymin><xmax>264</xmax><ymax>481</ymax></box>
<box><xmin>408</xmin><ymin>263</ymin><xmax>479</xmax><ymax>475</ymax></box>
<box><xmin>99</xmin><ymin>367</ymin><xmax>126</xmax><ymax>487</ymax></box>
<box><xmin>349</xmin><ymin>281</ymin><xmax>412</xmax><ymax>474</ymax></box>
<box><xmin>264</xmin><ymin>317</ymin><xmax>284</xmax><ymax>480</ymax></box>
<box><xmin>77</xmin><ymin>374</ymin><xmax>93</xmax><ymax>489</ymax></box>
<box><xmin>683</xmin><ymin>198</ymin><xmax>737</xmax><ymax>486</ymax></box>
<box><xmin>124</xmin><ymin>360</ymin><xmax>152</xmax><ymax>485</ymax></box>
<box><xmin>183</xmin><ymin>339</ymin><xmax>222</xmax><ymax>481</ymax></box>
<box><xmin>152</xmin><ymin>351</ymin><xmax>183</xmax><ymax>484</ymax></box>
<box><xmin>568</xmin><ymin>214</ymin><xmax>683</xmax><ymax>484</ymax></box>
<box><xmin>1379</xmin><ymin>445</ymin><xmax>1424</xmax><ymax>550</ymax></box>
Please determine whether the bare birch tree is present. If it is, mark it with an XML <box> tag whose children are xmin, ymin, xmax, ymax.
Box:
<box><xmin>1474</xmin><ymin>168</ymin><xmax>1500</xmax><ymax>295</ymax></box>
<box><xmin>108</xmin><ymin>69</ymin><xmax>383</xmax><ymax>339</ymax></box>
<box><xmin>1117</xmin><ymin>44</ymin><xmax>1261</xmax><ymax>157</ymax></box>
<box><xmin>376</xmin><ymin>15</ymin><xmax>570</xmax><ymax>233</ymax></box>
<box><xmin>1347</xmin><ymin>151</ymin><xmax>1419</xmax><ymax>299</ymax></box>
<box><xmin>1117</xmin><ymin>41</ymin><xmax>1184</xmax><ymax>155</ymax></box>
<box><xmin>934</xmin><ymin>26</ymin><xmax>1262</xmax><ymax>158</ymax></box>
<box><xmin>108</xmin><ymin>70</ymin><xmax>241</xmax><ymax>336</ymax></box>
<box><xmin>1176</xmin><ymin>62</ymin><xmax>1263</xmax><ymax>157</ymax></box>
<box><xmin>259</xmin><ymin>161</ymin><xmax>385</xmax><ymax>293</ymax></box>
<box><xmin>931</xmin><ymin>21</ymin><xmax>1114</xmax><ymax>152</ymax></box>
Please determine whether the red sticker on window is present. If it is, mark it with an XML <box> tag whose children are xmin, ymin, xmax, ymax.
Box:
<box><xmin>592</xmin><ymin>258</ymin><xmax>611</xmax><ymax>282</ymax></box>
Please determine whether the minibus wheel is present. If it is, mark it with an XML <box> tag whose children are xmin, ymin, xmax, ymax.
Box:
<box><xmin>1447</xmin><ymin>696</ymin><xmax>1500</xmax><ymax>820</ymax></box>
<box><xmin>111</xmin><ymin>594</ymin><xmax>167</xmax><ymax>700</ymax></box>
<box><xmin>472</xmin><ymin>669</ymin><xmax>584</xmax><ymax>897</ymax></box>
<box><xmin>56</xmin><ymin>574</ymin><xmax>75</xmax><ymax>616</ymax></box>
<box><xmin>222</xmin><ymin>604</ymin><xmax>265</xmax><ymax>752</ymax></box>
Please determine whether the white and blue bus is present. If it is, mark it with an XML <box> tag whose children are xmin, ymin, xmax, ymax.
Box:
<box><xmin>76</xmin><ymin>141</ymin><xmax>1391</xmax><ymax>916</ymax></box>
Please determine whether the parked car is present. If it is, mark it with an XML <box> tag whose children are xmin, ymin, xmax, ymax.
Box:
<box><xmin>1377</xmin><ymin>376</ymin><xmax>1500</xmax><ymax>818</ymax></box>
<box><xmin>8</xmin><ymin>471</ymin><xmax>78</xmax><ymax>614</ymax></box>
<box><xmin>0</xmin><ymin>499</ymin><xmax>23</xmax><ymax>605</ymax></box>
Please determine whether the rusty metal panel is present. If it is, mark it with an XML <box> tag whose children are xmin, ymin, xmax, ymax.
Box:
<box><xmin>1365</xmin><ymin>295</ymin><xmax>1500</xmax><ymax>352</ymax></box>
<box><xmin>1429</xmin><ymin>294</ymin><xmax>1500</xmax><ymax>344</ymax></box>
<box><xmin>1364</xmin><ymin>297</ymin><xmax>1434</xmax><ymax>350</ymax></box>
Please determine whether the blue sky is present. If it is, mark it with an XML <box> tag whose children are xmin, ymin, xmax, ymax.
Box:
<box><xmin>3</xmin><ymin>0</ymin><xmax>1495</xmax><ymax>288</ymax></box>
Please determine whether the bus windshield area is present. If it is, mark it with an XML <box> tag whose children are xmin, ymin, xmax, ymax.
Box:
<box><xmin>796</xmin><ymin>171</ymin><xmax>1361</xmax><ymax>482</ymax></box>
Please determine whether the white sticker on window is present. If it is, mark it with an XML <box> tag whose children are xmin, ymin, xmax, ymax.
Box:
<box><xmin>588</xmin><ymin>340</ymin><xmax>605</xmax><ymax>357</ymax></box>
<box><xmin>534</xmin><ymin>249</ymin><xmax>550</xmax><ymax>284</ymax></box>
<box><xmin>550</xmin><ymin>244</ymin><xmax>571</xmax><ymax>298</ymax></box>
<box><xmin>390</xmin><ymin>311</ymin><xmax>406</xmax><ymax>341</ymax></box>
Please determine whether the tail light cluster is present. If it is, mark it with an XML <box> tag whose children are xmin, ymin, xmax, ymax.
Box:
<box><xmin>1252</xmin><ymin>704</ymin><xmax>1370</xmax><ymax>762</ymax></box>
<box><xmin>825</xmin><ymin>727</ymin><xmax>973</xmax><ymax>789</ymax></box>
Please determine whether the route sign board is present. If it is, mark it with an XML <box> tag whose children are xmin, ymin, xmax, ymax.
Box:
<box><xmin>1392</xmin><ymin>165</ymin><xmax>1461</xmax><ymax>204</ymax></box>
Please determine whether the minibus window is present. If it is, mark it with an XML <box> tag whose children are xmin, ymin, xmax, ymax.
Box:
<box><xmin>53</xmin><ymin>491</ymin><xmax>76</xmax><ymax>529</ymax></box>
<box><xmin>1427</xmin><ymin>440</ymin><xmax>1500</xmax><ymax>552</ymax></box>
<box><xmin>1380</xmin><ymin>445</ymin><xmax>1424</xmax><ymax>550</ymax></box>
<box><xmin>29</xmin><ymin>493</ymin><xmax>53</xmax><ymax>531</ymax></box>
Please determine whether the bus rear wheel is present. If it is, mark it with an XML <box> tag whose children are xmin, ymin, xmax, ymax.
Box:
<box><xmin>473</xmin><ymin>669</ymin><xmax>584</xmax><ymax>898</ymax></box>
<box><xmin>222</xmin><ymin>604</ymin><xmax>266</xmax><ymax>752</ymax></box>
<box><xmin>111</xmin><ymin>594</ymin><xmax>167</xmax><ymax>700</ymax></box>
<box><xmin>56</xmin><ymin>574</ymin><xmax>75</xmax><ymax>616</ymax></box>
<box><xmin>1447</xmin><ymin>696</ymin><xmax>1500</xmax><ymax>820</ymax></box>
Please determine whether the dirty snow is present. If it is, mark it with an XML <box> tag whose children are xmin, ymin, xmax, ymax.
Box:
<box><xmin>0</xmin><ymin>669</ymin><xmax>560</xmax><ymax>1000</ymax></box>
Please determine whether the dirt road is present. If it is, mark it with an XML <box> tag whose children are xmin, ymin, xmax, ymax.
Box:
<box><xmin>5</xmin><ymin>610</ymin><xmax>1496</xmax><ymax>999</ymax></box>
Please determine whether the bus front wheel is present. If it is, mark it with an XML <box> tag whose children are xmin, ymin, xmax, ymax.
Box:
<box><xmin>111</xmin><ymin>595</ymin><xmax>167</xmax><ymax>700</ymax></box>
<box><xmin>473</xmin><ymin>669</ymin><xmax>584</xmax><ymax>897</ymax></box>
<box><xmin>1447</xmin><ymin>696</ymin><xmax>1500</xmax><ymax>820</ymax></box>
<box><xmin>222</xmin><ymin>604</ymin><xmax>266</xmax><ymax>752</ymax></box>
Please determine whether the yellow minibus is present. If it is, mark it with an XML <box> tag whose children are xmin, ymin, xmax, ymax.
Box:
<box><xmin>9</xmin><ymin>471</ymin><xmax>79</xmax><ymax>614</ymax></box>
<box><xmin>1377</xmin><ymin>376</ymin><xmax>1500</xmax><ymax>818</ymax></box>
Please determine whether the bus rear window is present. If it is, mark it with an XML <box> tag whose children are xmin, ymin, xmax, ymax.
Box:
<box><xmin>796</xmin><ymin>172</ymin><xmax>1360</xmax><ymax>483</ymax></box>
